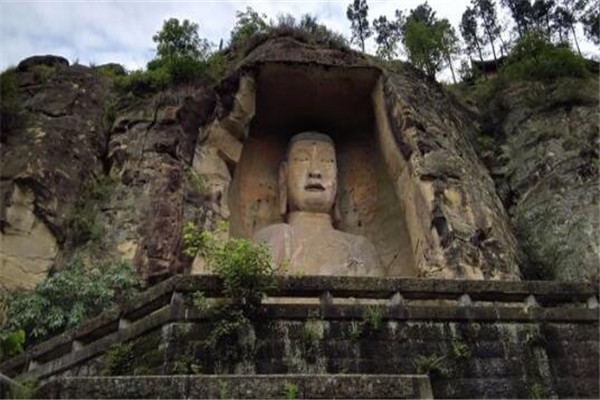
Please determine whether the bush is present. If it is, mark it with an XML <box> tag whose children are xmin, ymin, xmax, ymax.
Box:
<box><xmin>64</xmin><ymin>176</ymin><xmax>116</xmax><ymax>247</ymax></box>
<box><xmin>2</xmin><ymin>258</ymin><xmax>143</xmax><ymax>345</ymax></box>
<box><xmin>102</xmin><ymin>342</ymin><xmax>135</xmax><ymax>376</ymax></box>
<box><xmin>0</xmin><ymin>68</ymin><xmax>24</xmax><ymax>140</ymax></box>
<box><xmin>502</xmin><ymin>31</ymin><xmax>589</xmax><ymax>82</ymax></box>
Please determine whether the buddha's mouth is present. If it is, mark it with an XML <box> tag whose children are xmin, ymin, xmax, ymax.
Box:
<box><xmin>304</xmin><ymin>183</ymin><xmax>325</xmax><ymax>192</ymax></box>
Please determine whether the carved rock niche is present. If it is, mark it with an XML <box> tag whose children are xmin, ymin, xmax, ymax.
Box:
<box><xmin>226</xmin><ymin>64</ymin><xmax>418</xmax><ymax>277</ymax></box>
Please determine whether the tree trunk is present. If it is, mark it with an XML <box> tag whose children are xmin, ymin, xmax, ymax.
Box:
<box><xmin>446</xmin><ymin>52</ymin><xmax>457</xmax><ymax>84</ymax></box>
<box><xmin>571</xmin><ymin>24</ymin><xmax>582</xmax><ymax>56</ymax></box>
<box><xmin>485</xmin><ymin>27</ymin><xmax>498</xmax><ymax>64</ymax></box>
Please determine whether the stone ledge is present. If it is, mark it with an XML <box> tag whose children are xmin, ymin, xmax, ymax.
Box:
<box><xmin>2</xmin><ymin>275</ymin><xmax>598</xmax><ymax>378</ymax></box>
<box><xmin>38</xmin><ymin>374</ymin><xmax>433</xmax><ymax>399</ymax></box>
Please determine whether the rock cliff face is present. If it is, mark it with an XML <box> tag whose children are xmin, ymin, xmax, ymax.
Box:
<box><xmin>1</xmin><ymin>38</ymin><xmax>597</xmax><ymax>290</ymax></box>
<box><xmin>474</xmin><ymin>78</ymin><xmax>599</xmax><ymax>281</ymax></box>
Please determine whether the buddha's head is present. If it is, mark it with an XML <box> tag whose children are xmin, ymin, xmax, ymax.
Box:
<box><xmin>279</xmin><ymin>132</ymin><xmax>338</xmax><ymax>216</ymax></box>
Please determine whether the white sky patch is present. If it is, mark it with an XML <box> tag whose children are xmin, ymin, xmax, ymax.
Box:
<box><xmin>1</xmin><ymin>0</ymin><xmax>598</xmax><ymax>82</ymax></box>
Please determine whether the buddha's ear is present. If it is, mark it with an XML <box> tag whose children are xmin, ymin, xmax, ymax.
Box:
<box><xmin>332</xmin><ymin>178</ymin><xmax>342</xmax><ymax>228</ymax></box>
<box><xmin>278</xmin><ymin>162</ymin><xmax>287</xmax><ymax>218</ymax></box>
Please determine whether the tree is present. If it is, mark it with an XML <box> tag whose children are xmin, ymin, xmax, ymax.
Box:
<box><xmin>501</xmin><ymin>0</ymin><xmax>534</xmax><ymax>36</ymax></box>
<box><xmin>553</xmin><ymin>0</ymin><xmax>589</xmax><ymax>55</ymax></box>
<box><xmin>153</xmin><ymin>18</ymin><xmax>210</xmax><ymax>61</ymax></box>
<box><xmin>346</xmin><ymin>0</ymin><xmax>372</xmax><ymax>52</ymax></box>
<box><xmin>437</xmin><ymin>19</ymin><xmax>461</xmax><ymax>83</ymax></box>
<box><xmin>402</xmin><ymin>3</ymin><xmax>455</xmax><ymax>80</ymax></box>
<box><xmin>532</xmin><ymin>0</ymin><xmax>556</xmax><ymax>37</ymax></box>
<box><xmin>473</xmin><ymin>0</ymin><xmax>502</xmax><ymax>63</ymax></box>
<box><xmin>461</xmin><ymin>6</ymin><xmax>486</xmax><ymax>63</ymax></box>
<box><xmin>581</xmin><ymin>1</ymin><xmax>599</xmax><ymax>44</ymax></box>
<box><xmin>230</xmin><ymin>6</ymin><xmax>269</xmax><ymax>47</ymax></box>
<box><xmin>373</xmin><ymin>13</ymin><xmax>403</xmax><ymax>60</ymax></box>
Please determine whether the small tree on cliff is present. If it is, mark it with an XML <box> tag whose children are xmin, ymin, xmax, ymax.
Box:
<box><xmin>373</xmin><ymin>12</ymin><xmax>403</xmax><ymax>60</ymax></box>
<box><xmin>461</xmin><ymin>6</ymin><xmax>486</xmax><ymax>63</ymax></box>
<box><xmin>347</xmin><ymin>0</ymin><xmax>372</xmax><ymax>52</ymax></box>
<box><xmin>153</xmin><ymin>18</ymin><xmax>211</xmax><ymax>61</ymax></box>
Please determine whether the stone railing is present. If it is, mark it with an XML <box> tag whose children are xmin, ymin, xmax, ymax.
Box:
<box><xmin>1</xmin><ymin>275</ymin><xmax>598</xmax><ymax>382</ymax></box>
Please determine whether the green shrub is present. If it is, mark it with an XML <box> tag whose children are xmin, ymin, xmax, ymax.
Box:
<box><xmin>0</xmin><ymin>68</ymin><xmax>24</xmax><ymax>138</ymax></box>
<box><xmin>284</xmin><ymin>383</ymin><xmax>299</xmax><ymax>399</ymax></box>
<box><xmin>412</xmin><ymin>353</ymin><xmax>447</xmax><ymax>377</ymax></box>
<box><xmin>64</xmin><ymin>175</ymin><xmax>116</xmax><ymax>247</ymax></box>
<box><xmin>0</xmin><ymin>329</ymin><xmax>25</xmax><ymax>361</ymax></box>
<box><xmin>502</xmin><ymin>31</ymin><xmax>588</xmax><ymax>82</ymax></box>
<box><xmin>2</xmin><ymin>258</ymin><xmax>142</xmax><ymax>345</ymax></box>
<box><xmin>114</xmin><ymin>68</ymin><xmax>170</xmax><ymax>95</ymax></box>
<box><xmin>363</xmin><ymin>305</ymin><xmax>384</xmax><ymax>332</ymax></box>
<box><xmin>102</xmin><ymin>342</ymin><xmax>134</xmax><ymax>376</ymax></box>
<box><xmin>348</xmin><ymin>320</ymin><xmax>363</xmax><ymax>341</ymax></box>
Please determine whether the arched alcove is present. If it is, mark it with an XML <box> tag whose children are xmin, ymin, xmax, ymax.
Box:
<box><xmin>226</xmin><ymin>64</ymin><xmax>418</xmax><ymax>277</ymax></box>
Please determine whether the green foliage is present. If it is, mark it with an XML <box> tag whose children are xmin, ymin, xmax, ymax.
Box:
<box><xmin>172</xmin><ymin>354</ymin><xmax>203</xmax><ymax>374</ymax></box>
<box><xmin>363</xmin><ymin>305</ymin><xmax>384</xmax><ymax>332</ymax></box>
<box><xmin>233</xmin><ymin>12</ymin><xmax>348</xmax><ymax>59</ymax></box>
<box><xmin>412</xmin><ymin>353</ymin><xmax>447</xmax><ymax>377</ymax></box>
<box><xmin>153</xmin><ymin>18</ymin><xmax>211</xmax><ymax>61</ymax></box>
<box><xmin>346</xmin><ymin>0</ymin><xmax>372</xmax><ymax>52</ymax></box>
<box><xmin>113</xmin><ymin>68</ymin><xmax>170</xmax><ymax>95</ymax></box>
<box><xmin>348</xmin><ymin>320</ymin><xmax>364</xmax><ymax>341</ymax></box>
<box><xmin>373</xmin><ymin>13</ymin><xmax>404</xmax><ymax>60</ymax></box>
<box><xmin>301</xmin><ymin>320</ymin><xmax>321</xmax><ymax>363</ymax></box>
<box><xmin>102</xmin><ymin>342</ymin><xmax>134</xmax><ymax>376</ymax></box>
<box><xmin>183</xmin><ymin>223</ymin><xmax>274</xmax><ymax>366</ymax></box>
<box><xmin>450</xmin><ymin>335</ymin><xmax>472</xmax><ymax>359</ymax></box>
<box><xmin>530</xmin><ymin>383</ymin><xmax>544</xmax><ymax>399</ymax></box>
<box><xmin>230</xmin><ymin>7</ymin><xmax>270</xmax><ymax>48</ymax></box>
<box><xmin>64</xmin><ymin>175</ymin><xmax>116</xmax><ymax>247</ymax></box>
<box><xmin>185</xmin><ymin>168</ymin><xmax>207</xmax><ymax>197</ymax></box>
<box><xmin>211</xmin><ymin>238</ymin><xmax>274</xmax><ymax>311</ymax></box>
<box><xmin>182</xmin><ymin>221</ymin><xmax>214</xmax><ymax>258</ymax></box>
<box><xmin>0</xmin><ymin>329</ymin><xmax>25</xmax><ymax>361</ymax></box>
<box><xmin>2</xmin><ymin>258</ymin><xmax>142</xmax><ymax>345</ymax></box>
<box><xmin>502</xmin><ymin>31</ymin><xmax>588</xmax><ymax>82</ymax></box>
<box><xmin>402</xmin><ymin>4</ymin><xmax>458</xmax><ymax>79</ymax></box>
<box><xmin>101</xmin><ymin>96</ymin><xmax>118</xmax><ymax>135</ymax></box>
<box><xmin>30</xmin><ymin>64</ymin><xmax>54</xmax><ymax>82</ymax></box>
<box><xmin>7</xmin><ymin>378</ymin><xmax>39</xmax><ymax>399</ymax></box>
<box><xmin>284</xmin><ymin>383</ymin><xmax>299</xmax><ymax>399</ymax></box>
<box><xmin>192</xmin><ymin>290</ymin><xmax>210</xmax><ymax>311</ymax></box>
<box><xmin>0</xmin><ymin>68</ymin><xmax>24</xmax><ymax>138</ymax></box>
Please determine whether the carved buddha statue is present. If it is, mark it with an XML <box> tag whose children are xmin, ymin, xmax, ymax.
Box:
<box><xmin>252</xmin><ymin>132</ymin><xmax>383</xmax><ymax>276</ymax></box>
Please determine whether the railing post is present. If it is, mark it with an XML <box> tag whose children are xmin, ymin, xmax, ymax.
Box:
<box><xmin>320</xmin><ymin>290</ymin><xmax>333</xmax><ymax>317</ymax></box>
<box><xmin>458</xmin><ymin>294</ymin><xmax>472</xmax><ymax>307</ymax></box>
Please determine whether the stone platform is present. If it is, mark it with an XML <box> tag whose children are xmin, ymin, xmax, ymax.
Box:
<box><xmin>1</xmin><ymin>275</ymin><xmax>598</xmax><ymax>399</ymax></box>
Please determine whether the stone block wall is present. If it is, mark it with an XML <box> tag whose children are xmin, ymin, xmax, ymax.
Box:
<box><xmin>1</xmin><ymin>276</ymin><xmax>597</xmax><ymax>399</ymax></box>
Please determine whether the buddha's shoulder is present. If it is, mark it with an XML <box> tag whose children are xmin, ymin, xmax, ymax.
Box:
<box><xmin>252</xmin><ymin>223</ymin><xmax>291</xmax><ymax>243</ymax></box>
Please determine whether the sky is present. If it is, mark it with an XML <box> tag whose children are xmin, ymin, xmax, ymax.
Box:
<box><xmin>1</xmin><ymin>0</ymin><xmax>598</xmax><ymax>82</ymax></box>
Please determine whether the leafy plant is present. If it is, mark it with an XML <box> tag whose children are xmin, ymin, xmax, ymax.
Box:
<box><xmin>363</xmin><ymin>305</ymin><xmax>384</xmax><ymax>332</ymax></box>
<box><xmin>0</xmin><ymin>329</ymin><xmax>25</xmax><ymax>361</ymax></box>
<box><xmin>182</xmin><ymin>221</ymin><xmax>214</xmax><ymax>258</ymax></box>
<box><xmin>450</xmin><ymin>335</ymin><xmax>472</xmax><ymax>359</ymax></box>
<box><xmin>0</xmin><ymin>68</ymin><xmax>25</xmax><ymax>140</ymax></box>
<box><xmin>530</xmin><ymin>383</ymin><xmax>544</xmax><ymax>399</ymax></box>
<box><xmin>172</xmin><ymin>354</ymin><xmax>202</xmax><ymax>375</ymax></box>
<box><xmin>7</xmin><ymin>378</ymin><xmax>39</xmax><ymax>399</ymax></box>
<box><xmin>302</xmin><ymin>320</ymin><xmax>321</xmax><ymax>363</ymax></box>
<box><xmin>348</xmin><ymin>320</ymin><xmax>363</xmax><ymax>341</ymax></box>
<box><xmin>284</xmin><ymin>383</ymin><xmax>299</xmax><ymax>399</ymax></box>
<box><xmin>412</xmin><ymin>354</ymin><xmax>447</xmax><ymax>377</ymax></box>
<box><xmin>102</xmin><ymin>342</ymin><xmax>134</xmax><ymax>376</ymax></box>
<box><xmin>3</xmin><ymin>258</ymin><xmax>142</xmax><ymax>345</ymax></box>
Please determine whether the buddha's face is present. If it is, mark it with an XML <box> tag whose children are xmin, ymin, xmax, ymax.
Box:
<box><xmin>285</xmin><ymin>139</ymin><xmax>337</xmax><ymax>214</ymax></box>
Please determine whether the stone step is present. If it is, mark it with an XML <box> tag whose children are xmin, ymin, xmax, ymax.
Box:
<box><xmin>38</xmin><ymin>374</ymin><xmax>433</xmax><ymax>399</ymax></box>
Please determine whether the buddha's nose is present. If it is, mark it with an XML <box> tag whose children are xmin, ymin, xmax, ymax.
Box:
<box><xmin>308</xmin><ymin>170</ymin><xmax>322</xmax><ymax>179</ymax></box>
